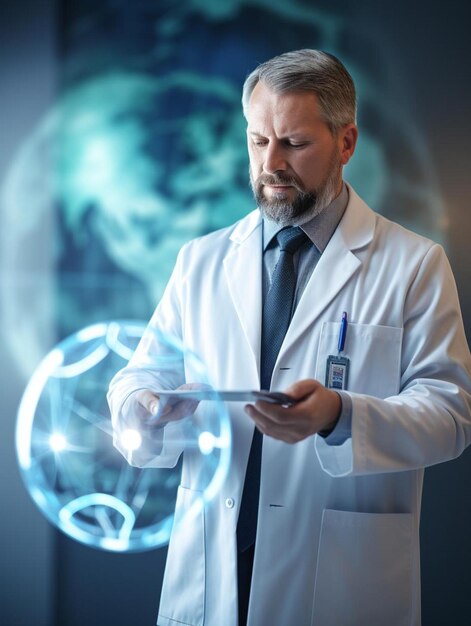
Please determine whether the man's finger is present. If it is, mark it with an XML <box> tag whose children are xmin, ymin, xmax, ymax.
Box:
<box><xmin>133</xmin><ymin>383</ymin><xmax>207</xmax><ymax>427</ymax></box>
<box><xmin>252</xmin><ymin>400</ymin><xmax>291</xmax><ymax>424</ymax></box>
<box><xmin>284</xmin><ymin>378</ymin><xmax>320</xmax><ymax>400</ymax></box>
<box><xmin>134</xmin><ymin>389</ymin><xmax>161</xmax><ymax>415</ymax></box>
<box><xmin>246</xmin><ymin>406</ymin><xmax>301</xmax><ymax>443</ymax></box>
<box><xmin>161</xmin><ymin>399</ymin><xmax>199</xmax><ymax>422</ymax></box>
<box><xmin>245</xmin><ymin>402</ymin><xmax>288</xmax><ymax>426</ymax></box>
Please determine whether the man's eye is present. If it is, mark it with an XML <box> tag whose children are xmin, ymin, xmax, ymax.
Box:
<box><xmin>253</xmin><ymin>140</ymin><xmax>267</xmax><ymax>146</ymax></box>
<box><xmin>288</xmin><ymin>142</ymin><xmax>307</xmax><ymax>148</ymax></box>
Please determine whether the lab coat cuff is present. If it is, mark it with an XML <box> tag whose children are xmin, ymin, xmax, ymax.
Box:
<box><xmin>315</xmin><ymin>392</ymin><xmax>353</xmax><ymax>476</ymax></box>
<box><xmin>318</xmin><ymin>391</ymin><xmax>352</xmax><ymax>446</ymax></box>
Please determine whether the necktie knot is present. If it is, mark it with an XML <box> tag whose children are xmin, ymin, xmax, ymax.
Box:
<box><xmin>276</xmin><ymin>226</ymin><xmax>308</xmax><ymax>254</ymax></box>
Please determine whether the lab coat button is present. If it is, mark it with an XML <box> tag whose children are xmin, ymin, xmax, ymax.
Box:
<box><xmin>225</xmin><ymin>498</ymin><xmax>234</xmax><ymax>509</ymax></box>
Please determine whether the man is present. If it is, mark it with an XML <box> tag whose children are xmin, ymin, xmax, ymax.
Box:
<box><xmin>108</xmin><ymin>50</ymin><xmax>471</xmax><ymax>626</ymax></box>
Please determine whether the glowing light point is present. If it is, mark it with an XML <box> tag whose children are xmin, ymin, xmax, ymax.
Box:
<box><xmin>199</xmin><ymin>431</ymin><xmax>215</xmax><ymax>455</ymax></box>
<box><xmin>49</xmin><ymin>433</ymin><xmax>67</xmax><ymax>452</ymax></box>
<box><xmin>120</xmin><ymin>429</ymin><xmax>142</xmax><ymax>452</ymax></box>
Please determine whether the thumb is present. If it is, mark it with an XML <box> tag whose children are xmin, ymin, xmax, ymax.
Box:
<box><xmin>283</xmin><ymin>379</ymin><xmax>321</xmax><ymax>400</ymax></box>
<box><xmin>134</xmin><ymin>389</ymin><xmax>161</xmax><ymax>416</ymax></box>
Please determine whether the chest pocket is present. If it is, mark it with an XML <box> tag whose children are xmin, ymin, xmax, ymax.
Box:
<box><xmin>316</xmin><ymin>322</ymin><xmax>403</xmax><ymax>398</ymax></box>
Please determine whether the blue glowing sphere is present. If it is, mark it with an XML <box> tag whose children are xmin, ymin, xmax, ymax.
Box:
<box><xmin>16</xmin><ymin>321</ymin><xmax>231</xmax><ymax>552</ymax></box>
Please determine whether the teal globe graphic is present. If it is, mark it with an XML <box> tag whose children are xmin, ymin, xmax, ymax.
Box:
<box><xmin>16</xmin><ymin>321</ymin><xmax>231</xmax><ymax>552</ymax></box>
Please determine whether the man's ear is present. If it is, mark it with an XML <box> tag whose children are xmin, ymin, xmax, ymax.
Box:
<box><xmin>338</xmin><ymin>124</ymin><xmax>358</xmax><ymax>166</ymax></box>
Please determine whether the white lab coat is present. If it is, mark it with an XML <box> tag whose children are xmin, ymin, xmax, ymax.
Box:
<box><xmin>108</xmin><ymin>185</ymin><xmax>471</xmax><ymax>626</ymax></box>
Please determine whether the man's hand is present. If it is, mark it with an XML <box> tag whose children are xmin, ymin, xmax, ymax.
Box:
<box><xmin>244</xmin><ymin>379</ymin><xmax>341</xmax><ymax>443</ymax></box>
<box><xmin>133</xmin><ymin>383</ymin><xmax>210</xmax><ymax>428</ymax></box>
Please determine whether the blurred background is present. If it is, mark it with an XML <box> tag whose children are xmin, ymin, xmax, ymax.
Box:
<box><xmin>1</xmin><ymin>0</ymin><xmax>470</xmax><ymax>624</ymax></box>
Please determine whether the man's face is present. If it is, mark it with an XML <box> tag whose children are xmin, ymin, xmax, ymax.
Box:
<box><xmin>246</xmin><ymin>82</ymin><xmax>354</xmax><ymax>225</ymax></box>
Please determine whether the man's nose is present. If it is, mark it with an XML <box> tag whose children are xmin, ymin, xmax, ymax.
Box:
<box><xmin>263</xmin><ymin>143</ymin><xmax>287</xmax><ymax>174</ymax></box>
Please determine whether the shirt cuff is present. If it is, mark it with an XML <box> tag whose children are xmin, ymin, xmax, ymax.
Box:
<box><xmin>317</xmin><ymin>391</ymin><xmax>352</xmax><ymax>446</ymax></box>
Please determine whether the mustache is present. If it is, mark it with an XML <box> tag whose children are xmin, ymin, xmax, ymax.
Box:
<box><xmin>255</xmin><ymin>174</ymin><xmax>304</xmax><ymax>190</ymax></box>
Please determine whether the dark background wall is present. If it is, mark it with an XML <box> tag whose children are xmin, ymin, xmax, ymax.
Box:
<box><xmin>1</xmin><ymin>3</ymin><xmax>55</xmax><ymax>625</ymax></box>
<box><xmin>1</xmin><ymin>1</ymin><xmax>470</xmax><ymax>625</ymax></box>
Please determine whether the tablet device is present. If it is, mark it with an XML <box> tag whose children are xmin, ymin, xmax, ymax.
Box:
<box><xmin>153</xmin><ymin>389</ymin><xmax>297</xmax><ymax>406</ymax></box>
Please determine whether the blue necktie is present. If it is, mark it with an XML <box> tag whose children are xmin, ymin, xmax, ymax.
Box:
<box><xmin>237</xmin><ymin>226</ymin><xmax>309</xmax><ymax>552</ymax></box>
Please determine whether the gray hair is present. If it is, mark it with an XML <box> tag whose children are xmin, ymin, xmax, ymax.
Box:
<box><xmin>241</xmin><ymin>49</ymin><xmax>356</xmax><ymax>134</ymax></box>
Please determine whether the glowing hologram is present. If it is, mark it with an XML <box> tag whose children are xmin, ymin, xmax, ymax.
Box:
<box><xmin>16</xmin><ymin>321</ymin><xmax>231</xmax><ymax>552</ymax></box>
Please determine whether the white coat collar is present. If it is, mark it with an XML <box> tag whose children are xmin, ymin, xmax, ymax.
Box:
<box><xmin>229</xmin><ymin>208</ymin><xmax>262</xmax><ymax>244</ymax></box>
<box><xmin>337</xmin><ymin>183</ymin><xmax>376</xmax><ymax>251</ymax></box>
<box><xmin>224</xmin><ymin>211</ymin><xmax>264</xmax><ymax>379</ymax></box>
<box><xmin>280</xmin><ymin>183</ymin><xmax>376</xmax><ymax>353</ymax></box>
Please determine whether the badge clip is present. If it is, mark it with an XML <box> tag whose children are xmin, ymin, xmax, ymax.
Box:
<box><xmin>325</xmin><ymin>312</ymin><xmax>350</xmax><ymax>391</ymax></box>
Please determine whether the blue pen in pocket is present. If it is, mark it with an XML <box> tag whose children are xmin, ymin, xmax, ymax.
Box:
<box><xmin>325</xmin><ymin>312</ymin><xmax>350</xmax><ymax>390</ymax></box>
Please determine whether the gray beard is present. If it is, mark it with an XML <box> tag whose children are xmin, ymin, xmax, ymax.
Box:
<box><xmin>251</xmin><ymin>156</ymin><xmax>342</xmax><ymax>226</ymax></box>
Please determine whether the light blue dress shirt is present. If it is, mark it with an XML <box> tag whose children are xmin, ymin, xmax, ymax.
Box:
<box><xmin>262</xmin><ymin>183</ymin><xmax>352</xmax><ymax>445</ymax></box>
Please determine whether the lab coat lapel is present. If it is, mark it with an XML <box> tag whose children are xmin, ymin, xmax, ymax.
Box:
<box><xmin>282</xmin><ymin>187</ymin><xmax>376</xmax><ymax>350</ymax></box>
<box><xmin>223</xmin><ymin>210</ymin><xmax>263</xmax><ymax>380</ymax></box>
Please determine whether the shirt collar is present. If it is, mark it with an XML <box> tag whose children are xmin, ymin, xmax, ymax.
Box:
<box><xmin>262</xmin><ymin>182</ymin><xmax>349</xmax><ymax>253</ymax></box>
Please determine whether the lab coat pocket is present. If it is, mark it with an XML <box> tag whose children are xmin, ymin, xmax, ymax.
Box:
<box><xmin>317</xmin><ymin>322</ymin><xmax>403</xmax><ymax>398</ymax></box>
<box><xmin>158</xmin><ymin>486</ymin><xmax>205</xmax><ymax>626</ymax></box>
<box><xmin>312</xmin><ymin>509</ymin><xmax>413</xmax><ymax>626</ymax></box>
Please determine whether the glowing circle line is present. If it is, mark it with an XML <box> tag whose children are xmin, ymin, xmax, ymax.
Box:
<box><xmin>59</xmin><ymin>493</ymin><xmax>136</xmax><ymax>541</ymax></box>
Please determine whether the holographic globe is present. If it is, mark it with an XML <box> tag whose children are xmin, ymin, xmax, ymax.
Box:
<box><xmin>16</xmin><ymin>321</ymin><xmax>231</xmax><ymax>552</ymax></box>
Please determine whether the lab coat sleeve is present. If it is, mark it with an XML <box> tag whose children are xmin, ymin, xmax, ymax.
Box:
<box><xmin>107</xmin><ymin>244</ymin><xmax>187</xmax><ymax>469</ymax></box>
<box><xmin>316</xmin><ymin>243</ymin><xmax>471</xmax><ymax>477</ymax></box>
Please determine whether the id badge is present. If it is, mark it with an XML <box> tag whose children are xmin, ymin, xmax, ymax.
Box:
<box><xmin>325</xmin><ymin>355</ymin><xmax>349</xmax><ymax>390</ymax></box>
